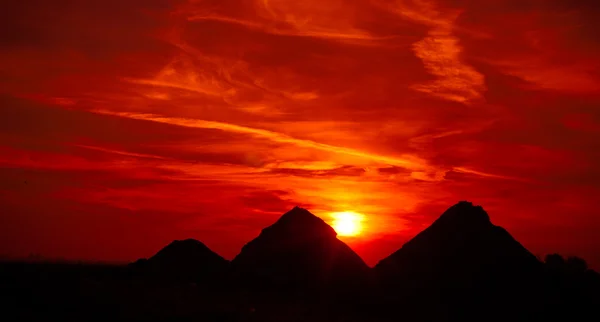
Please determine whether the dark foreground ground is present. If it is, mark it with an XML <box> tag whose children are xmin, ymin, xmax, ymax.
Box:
<box><xmin>0</xmin><ymin>261</ymin><xmax>376</xmax><ymax>322</ymax></box>
<box><xmin>1</xmin><ymin>260</ymin><xmax>599</xmax><ymax>322</ymax></box>
<box><xmin>1</xmin><ymin>261</ymin><xmax>237</xmax><ymax>322</ymax></box>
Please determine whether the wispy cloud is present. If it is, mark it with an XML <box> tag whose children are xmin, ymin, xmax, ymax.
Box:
<box><xmin>73</xmin><ymin>144</ymin><xmax>171</xmax><ymax>160</ymax></box>
<box><xmin>185</xmin><ymin>14</ymin><xmax>381</xmax><ymax>42</ymax></box>
<box><xmin>376</xmin><ymin>0</ymin><xmax>486</xmax><ymax>103</ymax></box>
<box><xmin>180</xmin><ymin>0</ymin><xmax>383</xmax><ymax>44</ymax></box>
<box><xmin>91</xmin><ymin>109</ymin><xmax>429</xmax><ymax>170</ymax></box>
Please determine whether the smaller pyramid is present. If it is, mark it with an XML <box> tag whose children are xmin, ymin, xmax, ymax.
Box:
<box><xmin>131</xmin><ymin>239</ymin><xmax>229</xmax><ymax>285</ymax></box>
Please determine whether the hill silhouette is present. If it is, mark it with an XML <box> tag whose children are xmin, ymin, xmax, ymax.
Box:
<box><xmin>374</xmin><ymin>201</ymin><xmax>544</xmax><ymax>321</ymax></box>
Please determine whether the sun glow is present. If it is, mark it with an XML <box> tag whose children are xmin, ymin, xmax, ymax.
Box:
<box><xmin>331</xmin><ymin>211</ymin><xmax>364</xmax><ymax>236</ymax></box>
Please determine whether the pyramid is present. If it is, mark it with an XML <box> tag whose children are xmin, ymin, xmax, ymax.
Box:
<box><xmin>131</xmin><ymin>239</ymin><xmax>229</xmax><ymax>285</ymax></box>
<box><xmin>374</xmin><ymin>201</ymin><xmax>544</xmax><ymax>321</ymax></box>
<box><xmin>232</xmin><ymin>207</ymin><xmax>370</xmax><ymax>292</ymax></box>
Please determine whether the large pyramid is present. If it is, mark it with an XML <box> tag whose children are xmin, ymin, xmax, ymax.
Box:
<box><xmin>374</xmin><ymin>201</ymin><xmax>544</xmax><ymax>321</ymax></box>
<box><xmin>232</xmin><ymin>206</ymin><xmax>370</xmax><ymax>292</ymax></box>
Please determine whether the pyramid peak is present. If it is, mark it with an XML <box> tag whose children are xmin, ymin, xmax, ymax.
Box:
<box><xmin>169</xmin><ymin>239</ymin><xmax>204</xmax><ymax>245</ymax></box>
<box><xmin>231</xmin><ymin>206</ymin><xmax>370</xmax><ymax>290</ymax></box>
<box><xmin>147</xmin><ymin>238</ymin><xmax>227</xmax><ymax>266</ymax></box>
<box><xmin>433</xmin><ymin>201</ymin><xmax>491</xmax><ymax>228</ymax></box>
<box><xmin>277</xmin><ymin>206</ymin><xmax>316</xmax><ymax>221</ymax></box>
<box><xmin>234</xmin><ymin>207</ymin><xmax>337</xmax><ymax>261</ymax></box>
<box><xmin>150</xmin><ymin>239</ymin><xmax>220</xmax><ymax>262</ymax></box>
<box><xmin>268</xmin><ymin>206</ymin><xmax>336</xmax><ymax>236</ymax></box>
<box><xmin>163</xmin><ymin>239</ymin><xmax>209</xmax><ymax>250</ymax></box>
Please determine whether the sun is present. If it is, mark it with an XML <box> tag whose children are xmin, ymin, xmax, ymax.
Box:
<box><xmin>331</xmin><ymin>211</ymin><xmax>364</xmax><ymax>236</ymax></box>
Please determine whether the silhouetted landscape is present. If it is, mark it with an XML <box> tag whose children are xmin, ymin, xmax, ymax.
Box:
<box><xmin>2</xmin><ymin>202</ymin><xmax>599</xmax><ymax>321</ymax></box>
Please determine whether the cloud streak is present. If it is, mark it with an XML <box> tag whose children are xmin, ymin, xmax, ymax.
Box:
<box><xmin>91</xmin><ymin>109</ymin><xmax>429</xmax><ymax>170</ymax></box>
<box><xmin>179</xmin><ymin>0</ymin><xmax>385</xmax><ymax>44</ymax></box>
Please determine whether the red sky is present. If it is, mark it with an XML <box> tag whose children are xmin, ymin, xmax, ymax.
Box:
<box><xmin>2</xmin><ymin>0</ymin><xmax>600</xmax><ymax>268</ymax></box>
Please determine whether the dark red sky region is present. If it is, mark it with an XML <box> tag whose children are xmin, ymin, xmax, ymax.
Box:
<box><xmin>1</xmin><ymin>0</ymin><xmax>600</xmax><ymax>268</ymax></box>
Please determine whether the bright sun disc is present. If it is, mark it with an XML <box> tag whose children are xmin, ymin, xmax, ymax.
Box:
<box><xmin>331</xmin><ymin>211</ymin><xmax>364</xmax><ymax>236</ymax></box>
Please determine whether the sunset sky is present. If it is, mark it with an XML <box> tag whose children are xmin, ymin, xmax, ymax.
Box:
<box><xmin>2</xmin><ymin>0</ymin><xmax>600</xmax><ymax>268</ymax></box>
